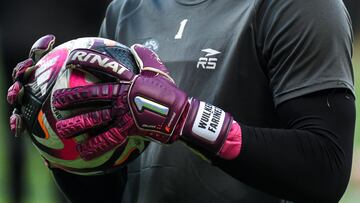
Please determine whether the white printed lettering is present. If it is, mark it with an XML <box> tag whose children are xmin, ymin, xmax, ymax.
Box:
<box><xmin>192</xmin><ymin>102</ymin><xmax>226</xmax><ymax>142</ymax></box>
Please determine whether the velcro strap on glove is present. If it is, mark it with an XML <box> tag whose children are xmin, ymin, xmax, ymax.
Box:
<box><xmin>181</xmin><ymin>99</ymin><xmax>233</xmax><ymax>155</ymax></box>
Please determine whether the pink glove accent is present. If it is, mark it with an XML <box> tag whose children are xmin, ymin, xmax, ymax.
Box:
<box><xmin>218</xmin><ymin>121</ymin><xmax>242</xmax><ymax>160</ymax></box>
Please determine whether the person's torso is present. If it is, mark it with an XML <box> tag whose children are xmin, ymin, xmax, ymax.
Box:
<box><xmin>109</xmin><ymin>0</ymin><xmax>283</xmax><ymax>202</ymax></box>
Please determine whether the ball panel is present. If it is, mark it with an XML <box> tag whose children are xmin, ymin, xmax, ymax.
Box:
<box><xmin>113</xmin><ymin>136</ymin><xmax>147</xmax><ymax>166</ymax></box>
<box><xmin>34</xmin><ymin>110</ymin><xmax>64</xmax><ymax>150</ymax></box>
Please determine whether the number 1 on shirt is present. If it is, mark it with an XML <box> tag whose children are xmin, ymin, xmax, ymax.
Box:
<box><xmin>175</xmin><ymin>19</ymin><xmax>188</xmax><ymax>39</ymax></box>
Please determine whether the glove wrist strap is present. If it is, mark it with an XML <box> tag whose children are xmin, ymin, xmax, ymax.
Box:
<box><xmin>181</xmin><ymin>99</ymin><xmax>233</xmax><ymax>155</ymax></box>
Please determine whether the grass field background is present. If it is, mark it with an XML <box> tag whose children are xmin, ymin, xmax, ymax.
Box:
<box><xmin>0</xmin><ymin>38</ymin><xmax>359</xmax><ymax>203</ymax></box>
<box><xmin>340</xmin><ymin>38</ymin><xmax>360</xmax><ymax>203</ymax></box>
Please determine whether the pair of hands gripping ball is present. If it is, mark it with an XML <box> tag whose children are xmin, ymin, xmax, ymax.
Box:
<box><xmin>7</xmin><ymin>35</ymin><xmax>148</xmax><ymax>174</ymax></box>
<box><xmin>8</xmin><ymin>35</ymin><xmax>237</xmax><ymax>175</ymax></box>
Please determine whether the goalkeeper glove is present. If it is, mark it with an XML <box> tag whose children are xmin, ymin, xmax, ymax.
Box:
<box><xmin>7</xmin><ymin>35</ymin><xmax>56</xmax><ymax>136</ymax></box>
<box><xmin>54</xmin><ymin>45</ymin><xmax>242</xmax><ymax>160</ymax></box>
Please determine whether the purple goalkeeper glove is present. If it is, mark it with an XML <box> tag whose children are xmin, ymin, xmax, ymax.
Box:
<box><xmin>7</xmin><ymin>35</ymin><xmax>56</xmax><ymax>136</ymax></box>
<box><xmin>53</xmin><ymin>45</ymin><xmax>242</xmax><ymax>160</ymax></box>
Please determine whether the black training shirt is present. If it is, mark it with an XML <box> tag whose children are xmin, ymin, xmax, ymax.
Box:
<box><xmin>98</xmin><ymin>0</ymin><xmax>354</xmax><ymax>202</ymax></box>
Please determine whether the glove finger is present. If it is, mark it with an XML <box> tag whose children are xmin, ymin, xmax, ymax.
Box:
<box><xmin>6</xmin><ymin>81</ymin><xmax>24</xmax><ymax>105</ymax></box>
<box><xmin>29</xmin><ymin>34</ymin><xmax>56</xmax><ymax>62</ymax></box>
<box><xmin>7</xmin><ymin>81</ymin><xmax>24</xmax><ymax>105</ymax></box>
<box><xmin>77</xmin><ymin>113</ymin><xmax>134</xmax><ymax>160</ymax></box>
<box><xmin>77</xmin><ymin>127</ymin><xmax>128</xmax><ymax>160</ymax></box>
<box><xmin>9</xmin><ymin>111</ymin><xmax>24</xmax><ymax>137</ymax></box>
<box><xmin>67</xmin><ymin>49</ymin><xmax>135</xmax><ymax>81</ymax></box>
<box><xmin>130</xmin><ymin>44</ymin><xmax>175</xmax><ymax>83</ymax></box>
<box><xmin>56</xmin><ymin>109</ymin><xmax>113</xmax><ymax>139</ymax></box>
<box><xmin>52</xmin><ymin>83</ymin><xmax>129</xmax><ymax>110</ymax></box>
<box><xmin>12</xmin><ymin>58</ymin><xmax>35</xmax><ymax>82</ymax></box>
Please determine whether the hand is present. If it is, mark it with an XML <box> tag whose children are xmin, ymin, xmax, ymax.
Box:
<box><xmin>7</xmin><ymin>35</ymin><xmax>56</xmax><ymax>136</ymax></box>
<box><xmin>54</xmin><ymin>45</ymin><xmax>240</xmax><ymax>160</ymax></box>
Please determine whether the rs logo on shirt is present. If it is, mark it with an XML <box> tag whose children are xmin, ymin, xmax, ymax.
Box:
<box><xmin>197</xmin><ymin>48</ymin><xmax>221</xmax><ymax>70</ymax></box>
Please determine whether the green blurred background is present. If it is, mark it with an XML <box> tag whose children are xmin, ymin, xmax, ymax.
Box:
<box><xmin>0</xmin><ymin>1</ymin><xmax>359</xmax><ymax>203</ymax></box>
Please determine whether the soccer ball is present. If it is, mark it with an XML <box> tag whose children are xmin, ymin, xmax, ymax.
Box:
<box><xmin>22</xmin><ymin>37</ymin><xmax>147</xmax><ymax>175</ymax></box>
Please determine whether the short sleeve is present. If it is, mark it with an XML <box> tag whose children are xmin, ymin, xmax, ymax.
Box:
<box><xmin>255</xmin><ymin>0</ymin><xmax>354</xmax><ymax>106</ymax></box>
<box><xmin>98</xmin><ymin>0</ymin><xmax>143</xmax><ymax>40</ymax></box>
<box><xmin>98</xmin><ymin>0</ymin><xmax>123</xmax><ymax>39</ymax></box>
<box><xmin>99</xmin><ymin>18</ymin><xmax>109</xmax><ymax>38</ymax></box>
